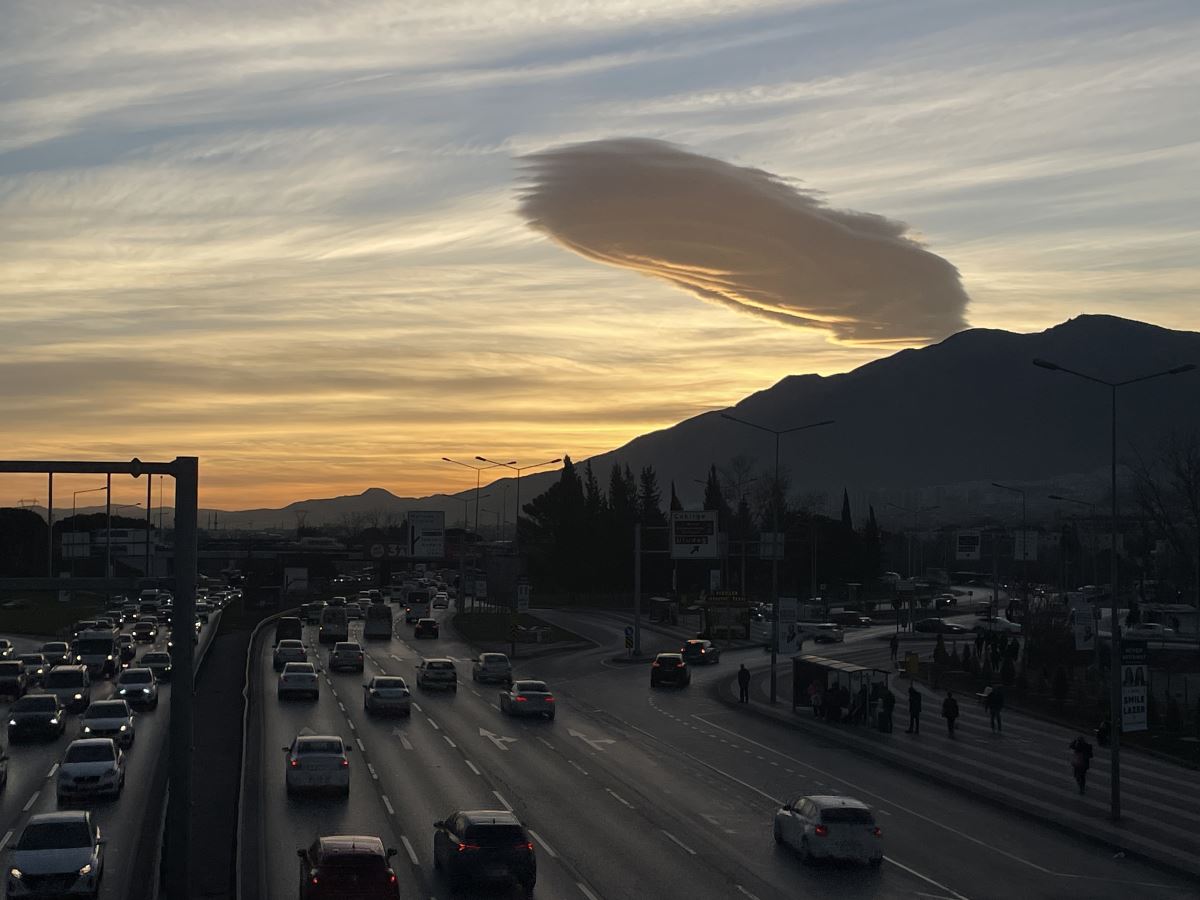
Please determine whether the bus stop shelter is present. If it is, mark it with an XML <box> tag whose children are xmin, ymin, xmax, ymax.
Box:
<box><xmin>791</xmin><ymin>654</ymin><xmax>891</xmax><ymax>723</ymax></box>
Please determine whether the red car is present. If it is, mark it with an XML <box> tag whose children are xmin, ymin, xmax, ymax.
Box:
<box><xmin>297</xmin><ymin>834</ymin><xmax>399</xmax><ymax>899</ymax></box>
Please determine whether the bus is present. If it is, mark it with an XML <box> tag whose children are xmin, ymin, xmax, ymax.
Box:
<box><xmin>363</xmin><ymin>603</ymin><xmax>393</xmax><ymax>640</ymax></box>
<box><xmin>318</xmin><ymin>606</ymin><xmax>349</xmax><ymax>645</ymax></box>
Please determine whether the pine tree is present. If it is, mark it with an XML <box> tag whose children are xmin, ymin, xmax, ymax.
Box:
<box><xmin>702</xmin><ymin>464</ymin><xmax>733</xmax><ymax>530</ymax></box>
<box><xmin>638</xmin><ymin>466</ymin><xmax>666</xmax><ymax>525</ymax></box>
<box><xmin>841</xmin><ymin>487</ymin><xmax>853</xmax><ymax>531</ymax></box>
<box><xmin>669</xmin><ymin>481</ymin><xmax>683</xmax><ymax>511</ymax></box>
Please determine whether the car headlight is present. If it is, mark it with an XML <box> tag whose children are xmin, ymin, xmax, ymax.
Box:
<box><xmin>6</xmin><ymin>719</ymin><xmax>14</xmax><ymax>726</ymax></box>
<box><xmin>118</xmin><ymin>689</ymin><xmax>127</xmax><ymax>695</ymax></box>
<box><xmin>73</xmin><ymin>693</ymin><xmax>83</xmax><ymax>700</ymax></box>
<box><xmin>83</xmin><ymin>726</ymin><xmax>92</xmax><ymax>733</ymax></box>
<box><xmin>9</xmin><ymin>866</ymin><xmax>21</xmax><ymax>879</ymax></box>
<box><xmin>78</xmin><ymin>863</ymin><xmax>92</xmax><ymax>876</ymax></box>
<box><xmin>106</xmin><ymin>655</ymin><xmax>113</xmax><ymax>661</ymax></box>
<box><xmin>49</xmin><ymin>718</ymin><xmax>59</xmax><ymax>725</ymax></box>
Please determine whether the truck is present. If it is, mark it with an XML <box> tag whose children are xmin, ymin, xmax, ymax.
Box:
<box><xmin>73</xmin><ymin>630</ymin><xmax>119</xmax><ymax>678</ymax></box>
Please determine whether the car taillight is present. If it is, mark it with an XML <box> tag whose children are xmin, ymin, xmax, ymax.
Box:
<box><xmin>545</xmin><ymin>696</ymin><xmax>555</xmax><ymax>703</ymax></box>
<box><xmin>814</xmin><ymin>825</ymin><xmax>828</xmax><ymax>837</ymax></box>
<box><xmin>457</xmin><ymin>842</ymin><xmax>480</xmax><ymax>852</ymax></box>
<box><xmin>517</xmin><ymin>841</ymin><xmax>533</xmax><ymax>851</ymax></box>
<box><xmin>678</xmin><ymin>661</ymin><xmax>687</xmax><ymax>668</ymax></box>
<box><xmin>651</xmin><ymin>661</ymin><xmax>660</xmax><ymax>668</ymax></box>
<box><xmin>514</xmin><ymin>696</ymin><xmax>527</xmax><ymax>702</ymax></box>
<box><xmin>289</xmin><ymin>759</ymin><xmax>298</xmax><ymax>768</ymax></box>
<box><xmin>311</xmin><ymin>875</ymin><xmax>319</xmax><ymax>885</ymax></box>
<box><xmin>388</xmin><ymin>871</ymin><xmax>397</xmax><ymax>884</ymax></box>
<box><xmin>873</xmin><ymin>827</ymin><xmax>882</xmax><ymax>838</ymax></box>
<box><xmin>341</xmin><ymin>758</ymin><xmax>349</xmax><ymax>767</ymax></box>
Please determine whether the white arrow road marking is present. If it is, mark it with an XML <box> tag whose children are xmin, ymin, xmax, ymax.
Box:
<box><xmin>479</xmin><ymin>728</ymin><xmax>518</xmax><ymax>751</ymax></box>
<box><xmin>568</xmin><ymin>728</ymin><xmax>615</xmax><ymax>751</ymax></box>
<box><xmin>392</xmin><ymin>727</ymin><xmax>413</xmax><ymax>750</ymax></box>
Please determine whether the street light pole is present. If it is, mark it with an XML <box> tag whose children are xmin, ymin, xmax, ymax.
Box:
<box><xmin>475</xmin><ymin>457</ymin><xmax>562</xmax><ymax>556</ymax></box>
<box><xmin>1033</xmin><ymin>357</ymin><xmax>1195</xmax><ymax>823</ymax></box>
<box><xmin>886</xmin><ymin>502</ymin><xmax>939</xmax><ymax>631</ymax></box>
<box><xmin>992</xmin><ymin>483</ymin><xmax>1028</xmax><ymax>619</ymax></box>
<box><xmin>721</xmin><ymin>413</ymin><xmax>834</xmax><ymax>704</ymax></box>
<box><xmin>442</xmin><ymin>457</ymin><xmax>505</xmax><ymax>534</ymax></box>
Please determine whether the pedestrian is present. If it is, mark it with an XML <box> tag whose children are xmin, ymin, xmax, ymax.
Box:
<box><xmin>1069</xmin><ymin>734</ymin><xmax>1094</xmax><ymax>794</ymax></box>
<box><xmin>905</xmin><ymin>685</ymin><xmax>922</xmax><ymax>734</ymax></box>
<box><xmin>737</xmin><ymin>664</ymin><xmax>751</xmax><ymax>703</ymax></box>
<box><xmin>985</xmin><ymin>685</ymin><xmax>1004</xmax><ymax>733</ymax></box>
<box><xmin>889</xmin><ymin>632</ymin><xmax>899</xmax><ymax>662</ymax></box>
<box><xmin>857</xmin><ymin>683</ymin><xmax>870</xmax><ymax>726</ymax></box>
<box><xmin>881</xmin><ymin>687</ymin><xmax>896</xmax><ymax>733</ymax></box>
<box><xmin>807</xmin><ymin>680</ymin><xmax>824</xmax><ymax>718</ymax></box>
<box><xmin>942</xmin><ymin>690</ymin><xmax>960</xmax><ymax>737</ymax></box>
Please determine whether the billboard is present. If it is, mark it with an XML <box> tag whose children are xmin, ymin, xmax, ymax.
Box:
<box><xmin>670</xmin><ymin>510</ymin><xmax>719</xmax><ymax>559</ymax></box>
<box><xmin>1121</xmin><ymin>642</ymin><xmax>1148</xmax><ymax>732</ymax></box>
<box><xmin>1014</xmin><ymin>530</ymin><xmax>1039</xmax><ymax>562</ymax></box>
<box><xmin>1068</xmin><ymin>594</ymin><xmax>1097</xmax><ymax>651</ymax></box>
<box><xmin>407</xmin><ymin>511</ymin><xmax>445</xmax><ymax>558</ymax></box>
<box><xmin>776</xmin><ymin>597</ymin><xmax>801</xmax><ymax>654</ymax></box>
<box><xmin>955</xmin><ymin>531</ymin><xmax>981</xmax><ymax>561</ymax></box>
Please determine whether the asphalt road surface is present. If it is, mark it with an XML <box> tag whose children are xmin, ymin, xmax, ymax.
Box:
<box><xmin>240</xmin><ymin>600</ymin><xmax>1197</xmax><ymax>900</ymax></box>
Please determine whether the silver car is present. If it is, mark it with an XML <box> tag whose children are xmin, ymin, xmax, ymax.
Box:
<box><xmin>272</xmin><ymin>640</ymin><xmax>307</xmax><ymax>671</ymax></box>
<box><xmin>7</xmin><ymin>811</ymin><xmax>104</xmax><ymax>898</ymax></box>
<box><xmin>115</xmin><ymin>668</ymin><xmax>158</xmax><ymax>709</ymax></box>
<box><xmin>471</xmin><ymin>653</ymin><xmax>512</xmax><ymax>685</ymax></box>
<box><xmin>363</xmin><ymin>676</ymin><xmax>412</xmax><ymax>716</ymax></box>
<box><xmin>277</xmin><ymin>662</ymin><xmax>319</xmax><ymax>701</ymax></box>
<box><xmin>416</xmin><ymin>658</ymin><xmax>457</xmax><ymax>692</ymax></box>
<box><xmin>284</xmin><ymin>734</ymin><xmax>350</xmax><ymax>797</ymax></box>
<box><xmin>78</xmin><ymin>700</ymin><xmax>135</xmax><ymax>749</ymax></box>
<box><xmin>500</xmin><ymin>680</ymin><xmax>556</xmax><ymax>720</ymax></box>
<box><xmin>773</xmin><ymin>795</ymin><xmax>882</xmax><ymax>866</ymax></box>
<box><xmin>56</xmin><ymin>738</ymin><xmax>126</xmax><ymax>802</ymax></box>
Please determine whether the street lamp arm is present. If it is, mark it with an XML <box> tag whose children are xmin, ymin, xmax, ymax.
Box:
<box><xmin>720</xmin><ymin>412</ymin><xmax>777</xmax><ymax>435</ymax></box>
<box><xmin>1031</xmin><ymin>358</ymin><xmax>1113</xmax><ymax>387</ymax></box>
<box><xmin>1115</xmin><ymin>364</ymin><xmax>1197</xmax><ymax>388</ymax></box>
<box><xmin>780</xmin><ymin>419</ymin><xmax>835</xmax><ymax>435</ymax></box>
<box><xmin>991</xmin><ymin>482</ymin><xmax>1025</xmax><ymax>496</ymax></box>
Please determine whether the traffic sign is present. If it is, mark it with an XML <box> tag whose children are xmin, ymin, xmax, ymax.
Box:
<box><xmin>624</xmin><ymin>625</ymin><xmax>633</xmax><ymax>637</ymax></box>
<box><xmin>670</xmin><ymin>510</ymin><xmax>719</xmax><ymax>559</ymax></box>
<box><xmin>955</xmin><ymin>530</ymin><xmax>981</xmax><ymax>561</ymax></box>
<box><xmin>516</xmin><ymin>581</ymin><xmax>531</xmax><ymax>614</ymax></box>
<box><xmin>407</xmin><ymin>510</ymin><xmax>445</xmax><ymax>558</ymax></box>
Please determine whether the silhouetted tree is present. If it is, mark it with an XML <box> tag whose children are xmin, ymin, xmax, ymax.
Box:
<box><xmin>841</xmin><ymin>488</ymin><xmax>853</xmax><ymax>531</ymax></box>
<box><xmin>669</xmin><ymin>481</ymin><xmax>683</xmax><ymax>512</ymax></box>
<box><xmin>638</xmin><ymin>466</ymin><xmax>666</xmax><ymax>526</ymax></box>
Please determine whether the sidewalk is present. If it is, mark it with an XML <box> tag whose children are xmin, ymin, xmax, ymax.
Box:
<box><xmin>572</xmin><ymin>608</ymin><xmax>767</xmax><ymax>652</ymax></box>
<box><xmin>718</xmin><ymin>662</ymin><xmax>1200</xmax><ymax>882</ymax></box>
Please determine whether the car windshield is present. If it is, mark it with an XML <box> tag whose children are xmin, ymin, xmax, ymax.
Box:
<box><xmin>65</xmin><ymin>743</ymin><xmax>115</xmax><ymax>763</ymax></box>
<box><xmin>278</xmin><ymin>641</ymin><xmax>303</xmax><ymax>649</ymax></box>
<box><xmin>517</xmin><ymin>682</ymin><xmax>549</xmax><ymax>693</ymax></box>
<box><xmin>464</xmin><ymin>824</ymin><xmax>527</xmax><ymax>846</ymax></box>
<box><xmin>44</xmin><ymin>670</ymin><xmax>85</xmax><ymax>688</ymax></box>
<box><xmin>284</xmin><ymin>664</ymin><xmax>315</xmax><ymax>674</ymax></box>
<box><xmin>16</xmin><ymin>822</ymin><xmax>92</xmax><ymax>851</ymax></box>
<box><xmin>374</xmin><ymin>678</ymin><xmax>406</xmax><ymax>689</ymax></box>
<box><xmin>121</xmin><ymin>671</ymin><xmax>152</xmax><ymax>684</ymax></box>
<box><xmin>42</xmin><ymin>643</ymin><xmax>67</xmax><ymax>653</ymax></box>
<box><xmin>18</xmin><ymin>655</ymin><xmax>44</xmax><ymax>664</ymax></box>
<box><xmin>76</xmin><ymin>639</ymin><xmax>114</xmax><ymax>654</ymax></box>
<box><xmin>84</xmin><ymin>702</ymin><xmax>128</xmax><ymax>719</ymax></box>
<box><xmin>318</xmin><ymin>856</ymin><xmax>387</xmax><ymax>878</ymax></box>
<box><xmin>481</xmin><ymin>655</ymin><xmax>506</xmax><ymax>664</ymax></box>
<box><xmin>428</xmin><ymin>661</ymin><xmax>453</xmax><ymax>670</ymax></box>
<box><xmin>0</xmin><ymin>662</ymin><xmax>22</xmax><ymax>675</ymax></box>
<box><xmin>821</xmin><ymin>807</ymin><xmax>875</xmax><ymax>824</ymax></box>
<box><xmin>297</xmin><ymin>739</ymin><xmax>343</xmax><ymax>754</ymax></box>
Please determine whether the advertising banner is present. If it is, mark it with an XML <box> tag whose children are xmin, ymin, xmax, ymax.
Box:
<box><xmin>1121</xmin><ymin>642</ymin><xmax>1148</xmax><ymax>732</ymax></box>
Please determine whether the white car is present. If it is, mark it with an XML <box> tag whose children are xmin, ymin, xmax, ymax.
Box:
<box><xmin>433</xmin><ymin>592</ymin><xmax>449</xmax><ymax>609</ymax></box>
<box><xmin>272</xmin><ymin>640</ymin><xmax>307</xmax><ymax>671</ymax></box>
<box><xmin>416</xmin><ymin>658</ymin><xmax>457</xmax><ymax>692</ymax></box>
<box><xmin>277</xmin><ymin>662</ymin><xmax>319</xmax><ymax>701</ymax></box>
<box><xmin>774</xmin><ymin>795</ymin><xmax>882</xmax><ymax>866</ymax></box>
<box><xmin>7</xmin><ymin>811</ymin><xmax>104</xmax><ymax>898</ymax></box>
<box><xmin>363</xmin><ymin>676</ymin><xmax>412</xmax><ymax>716</ymax></box>
<box><xmin>78</xmin><ymin>700</ymin><xmax>135</xmax><ymax>749</ymax></box>
<box><xmin>115</xmin><ymin>667</ymin><xmax>159</xmax><ymax>709</ymax></box>
<box><xmin>284</xmin><ymin>734</ymin><xmax>350</xmax><ymax>796</ymax></box>
<box><xmin>56</xmin><ymin>738</ymin><xmax>126</xmax><ymax>802</ymax></box>
<box><xmin>1125</xmin><ymin>623</ymin><xmax>1176</xmax><ymax>639</ymax></box>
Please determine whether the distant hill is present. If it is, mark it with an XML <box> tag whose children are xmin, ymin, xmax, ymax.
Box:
<box><xmin>41</xmin><ymin>315</ymin><xmax>1200</xmax><ymax>529</ymax></box>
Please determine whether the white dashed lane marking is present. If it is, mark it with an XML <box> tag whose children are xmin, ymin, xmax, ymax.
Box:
<box><xmin>382</xmin><ymin>795</ymin><xmax>395</xmax><ymax>815</ymax></box>
<box><xmin>401</xmin><ymin>835</ymin><xmax>419</xmax><ymax>866</ymax></box>
<box><xmin>528</xmin><ymin>829</ymin><xmax>558</xmax><ymax>858</ymax></box>
<box><xmin>493</xmin><ymin>790</ymin><xmax>513</xmax><ymax>812</ymax></box>
<box><xmin>465</xmin><ymin>760</ymin><xmax>481</xmax><ymax>776</ymax></box>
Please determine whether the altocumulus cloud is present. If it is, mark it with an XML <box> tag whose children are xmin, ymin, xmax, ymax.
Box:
<box><xmin>518</xmin><ymin>138</ymin><xmax>969</xmax><ymax>345</ymax></box>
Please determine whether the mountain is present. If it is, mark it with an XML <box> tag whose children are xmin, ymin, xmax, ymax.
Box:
<box><xmin>511</xmin><ymin>314</ymin><xmax>1200</xmax><ymax>523</ymax></box>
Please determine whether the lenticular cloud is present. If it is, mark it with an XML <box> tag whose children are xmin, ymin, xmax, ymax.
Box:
<box><xmin>518</xmin><ymin>139</ymin><xmax>969</xmax><ymax>345</ymax></box>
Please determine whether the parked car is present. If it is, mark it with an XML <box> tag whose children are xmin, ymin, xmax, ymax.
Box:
<box><xmin>284</xmin><ymin>734</ymin><xmax>351</xmax><ymax>797</ymax></box>
<box><xmin>499</xmin><ymin>680</ymin><xmax>556</xmax><ymax>720</ymax></box>
<box><xmin>328</xmin><ymin>642</ymin><xmax>365</xmax><ymax>673</ymax></box>
<box><xmin>278</xmin><ymin>662</ymin><xmax>319</xmax><ymax>701</ymax></box>
<box><xmin>78</xmin><ymin>700</ymin><xmax>135</xmax><ymax>749</ymax></box>
<box><xmin>471</xmin><ymin>653</ymin><xmax>512</xmax><ymax>685</ymax></box>
<box><xmin>7</xmin><ymin>694</ymin><xmax>65</xmax><ymax>742</ymax></box>
<box><xmin>416</xmin><ymin>658</ymin><xmax>457</xmax><ymax>692</ymax></box>
<box><xmin>433</xmin><ymin>810</ymin><xmax>535</xmax><ymax>895</ymax></box>
<box><xmin>296</xmin><ymin>834</ymin><xmax>399</xmax><ymax>899</ymax></box>
<box><xmin>56</xmin><ymin>738</ymin><xmax>125</xmax><ymax>802</ymax></box>
<box><xmin>650</xmin><ymin>653</ymin><xmax>690</xmax><ymax>688</ymax></box>
<box><xmin>363</xmin><ymin>676</ymin><xmax>412</xmax><ymax>716</ymax></box>
<box><xmin>680</xmin><ymin>639</ymin><xmax>721</xmax><ymax>665</ymax></box>
<box><xmin>7</xmin><ymin>811</ymin><xmax>104</xmax><ymax>898</ymax></box>
<box><xmin>773</xmin><ymin>795</ymin><xmax>883</xmax><ymax>866</ymax></box>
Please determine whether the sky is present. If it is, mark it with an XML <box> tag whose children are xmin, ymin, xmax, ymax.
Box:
<box><xmin>2</xmin><ymin>0</ymin><xmax>1198</xmax><ymax>510</ymax></box>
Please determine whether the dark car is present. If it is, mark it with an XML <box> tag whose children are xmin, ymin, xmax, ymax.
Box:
<box><xmin>297</xmin><ymin>834</ymin><xmax>399</xmax><ymax>899</ymax></box>
<box><xmin>275</xmin><ymin>617</ymin><xmax>303</xmax><ymax>644</ymax></box>
<box><xmin>141</xmin><ymin>651</ymin><xmax>173</xmax><ymax>682</ymax></box>
<box><xmin>17</xmin><ymin>654</ymin><xmax>49</xmax><ymax>686</ymax></box>
<box><xmin>650</xmin><ymin>653</ymin><xmax>690</xmax><ymax>687</ymax></box>
<box><xmin>414</xmin><ymin>618</ymin><xmax>439</xmax><ymax>639</ymax></box>
<box><xmin>680</xmin><ymin>639</ymin><xmax>721</xmax><ymax>665</ymax></box>
<box><xmin>328</xmin><ymin>642</ymin><xmax>365</xmax><ymax>673</ymax></box>
<box><xmin>0</xmin><ymin>661</ymin><xmax>27</xmax><ymax>698</ymax></box>
<box><xmin>914</xmin><ymin>617</ymin><xmax>968</xmax><ymax>635</ymax></box>
<box><xmin>433</xmin><ymin>810</ymin><xmax>536</xmax><ymax>895</ymax></box>
<box><xmin>8</xmin><ymin>693</ymin><xmax>66</xmax><ymax>741</ymax></box>
<box><xmin>40</xmin><ymin>642</ymin><xmax>74</xmax><ymax>667</ymax></box>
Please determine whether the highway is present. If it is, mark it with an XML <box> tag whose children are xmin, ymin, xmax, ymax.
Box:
<box><xmin>240</xmin><ymin>602</ymin><xmax>1197</xmax><ymax>899</ymax></box>
<box><xmin>0</xmin><ymin>612</ymin><xmax>220</xmax><ymax>900</ymax></box>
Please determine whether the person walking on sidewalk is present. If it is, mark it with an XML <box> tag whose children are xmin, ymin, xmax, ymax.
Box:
<box><xmin>889</xmin><ymin>632</ymin><xmax>899</xmax><ymax>663</ymax></box>
<box><xmin>984</xmin><ymin>685</ymin><xmax>1004</xmax><ymax>733</ymax></box>
<box><xmin>941</xmin><ymin>690</ymin><xmax>960</xmax><ymax>737</ymax></box>
<box><xmin>1069</xmin><ymin>735</ymin><xmax>1094</xmax><ymax>794</ymax></box>
<box><xmin>737</xmin><ymin>664</ymin><xmax>751</xmax><ymax>703</ymax></box>
<box><xmin>905</xmin><ymin>685</ymin><xmax>922</xmax><ymax>734</ymax></box>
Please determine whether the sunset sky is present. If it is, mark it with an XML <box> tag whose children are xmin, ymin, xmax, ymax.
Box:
<box><xmin>2</xmin><ymin>1</ymin><xmax>1197</xmax><ymax>510</ymax></box>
